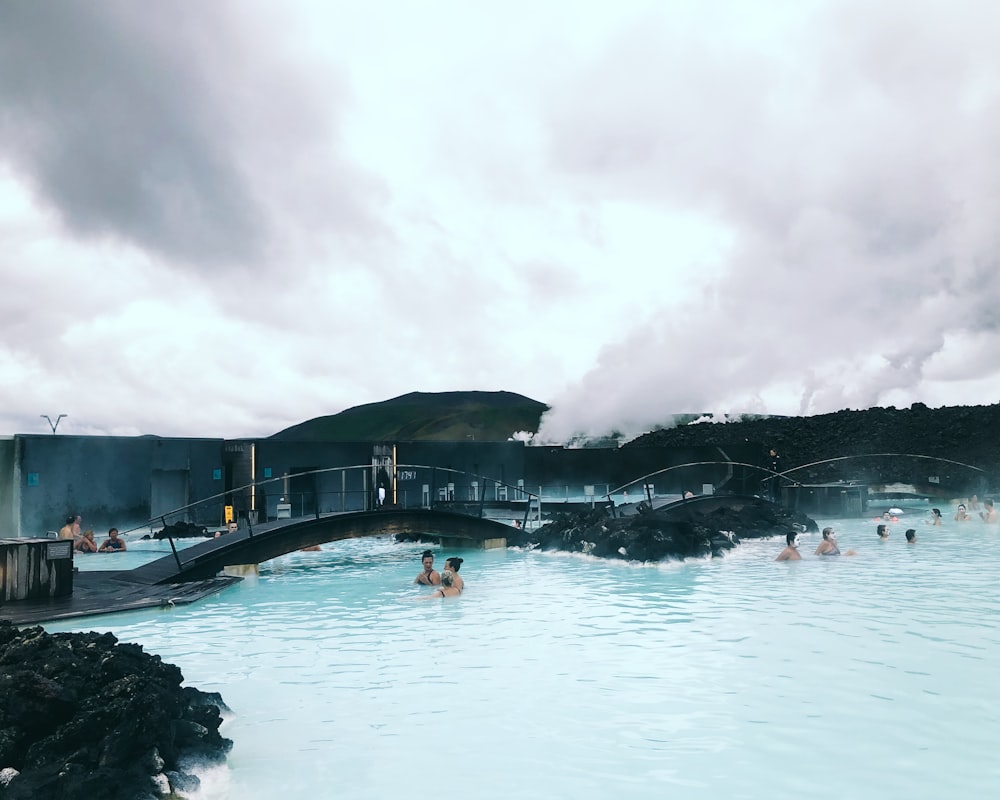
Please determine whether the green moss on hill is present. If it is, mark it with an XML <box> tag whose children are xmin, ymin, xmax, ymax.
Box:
<box><xmin>270</xmin><ymin>391</ymin><xmax>548</xmax><ymax>442</ymax></box>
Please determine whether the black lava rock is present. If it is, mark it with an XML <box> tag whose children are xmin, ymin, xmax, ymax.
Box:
<box><xmin>627</xmin><ymin>402</ymin><xmax>1000</xmax><ymax>492</ymax></box>
<box><xmin>0</xmin><ymin>621</ymin><xmax>231</xmax><ymax>800</ymax></box>
<box><xmin>515</xmin><ymin>499</ymin><xmax>814</xmax><ymax>561</ymax></box>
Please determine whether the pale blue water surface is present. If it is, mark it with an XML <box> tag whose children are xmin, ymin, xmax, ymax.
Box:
<box><xmin>48</xmin><ymin>505</ymin><xmax>1000</xmax><ymax>799</ymax></box>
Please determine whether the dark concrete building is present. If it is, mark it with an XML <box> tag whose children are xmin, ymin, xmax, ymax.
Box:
<box><xmin>0</xmin><ymin>434</ymin><xmax>758</xmax><ymax>538</ymax></box>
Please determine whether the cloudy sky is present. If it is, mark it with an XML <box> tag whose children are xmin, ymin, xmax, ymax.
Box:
<box><xmin>2</xmin><ymin>1</ymin><xmax>999</xmax><ymax>442</ymax></box>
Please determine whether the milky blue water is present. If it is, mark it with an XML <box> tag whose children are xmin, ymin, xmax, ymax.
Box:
<box><xmin>48</xmin><ymin>505</ymin><xmax>1000</xmax><ymax>799</ymax></box>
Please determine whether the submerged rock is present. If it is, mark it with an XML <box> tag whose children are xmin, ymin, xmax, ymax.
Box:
<box><xmin>0</xmin><ymin>621</ymin><xmax>231</xmax><ymax>800</ymax></box>
<box><xmin>507</xmin><ymin>499</ymin><xmax>816</xmax><ymax>561</ymax></box>
<box><xmin>151</xmin><ymin>521</ymin><xmax>210</xmax><ymax>540</ymax></box>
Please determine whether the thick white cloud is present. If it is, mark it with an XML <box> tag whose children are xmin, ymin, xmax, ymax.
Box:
<box><xmin>1</xmin><ymin>0</ymin><xmax>998</xmax><ymax>440</ymax></box>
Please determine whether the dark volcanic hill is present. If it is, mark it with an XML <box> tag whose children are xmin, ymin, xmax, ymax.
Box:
<box><xmin>627</xmin><ymin>402</ymin><xmax>1000</xmax><ymax>492</ymax></box>
<box><xmin>271</xmin><ymin>391</ymin><xmax>548</xmax><ymax>442</ymax></box>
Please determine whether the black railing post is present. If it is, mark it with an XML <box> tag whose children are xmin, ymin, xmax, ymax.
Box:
<box><xmin>478</xmin><ymin>478</ymin><xmax>487</xmax><ymax>519</ymax></box>
<box><xmin>168</xmin><ymin>536</ymin><xmax>182</xmax><ymax>571</ymax></box>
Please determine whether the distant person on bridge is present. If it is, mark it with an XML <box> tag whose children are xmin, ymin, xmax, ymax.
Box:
<box><xmin>415</xmin><ymin>550</ymin><xmax>441</xmax><ymax>586</ymax></box>
<box><xmin>775</xmin><ymin>532</ymin><xmax>801</xmax><ymax>561</ymax></box>
<box><xmin>445</xmin><ymin>557</ymin><xmax>465</xmax><ymax>590</ymax></box>
<box><xmin>765</xmin><ymin>448</ymin><xmax>781</xmax><ymax>502</ymax></box>
<box><xmin>981</xmin><ymin>499</ymin><xmax>998</xmax><ymax>524</ymax></box>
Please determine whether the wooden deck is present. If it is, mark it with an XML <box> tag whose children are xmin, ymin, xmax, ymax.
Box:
<box><xmin>0</xmin><ymin>570</ymin><xmax>241</xmax><ymax>626</ymax></box>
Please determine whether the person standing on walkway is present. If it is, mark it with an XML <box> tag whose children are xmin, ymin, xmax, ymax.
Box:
<box><xmin>766</xmin><ymin>448</ymin><xmax>782</xmax><ymax>502</ymax></box>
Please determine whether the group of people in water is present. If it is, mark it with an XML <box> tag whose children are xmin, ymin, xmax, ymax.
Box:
<box><xmin>58</xmin><ymin>515</ymin><xmax>127</xmax><ymax>553</ymax></box>
<box><xmin>776</xmin><ymin>496</ymin><xmax>998</xmax><ymax>561</ymax></box>
<box><xmin>414</xmin><ymin>549</ymin><xmax>465</xmax><ymax>599</ymax></box>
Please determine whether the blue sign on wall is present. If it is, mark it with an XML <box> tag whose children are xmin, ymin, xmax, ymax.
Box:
<box><xmin>213</xmin><ymin>468</ymin><xmax>222</xmax><ymax>480</ymax></box>
<box><xmin>27</xmin><ymin>472</ymin><xmax>39</xmax><ymax>486</ymax></box>
<box><xmin>264</xmin><ymin>467</ymin><xmax>272</xmax><ymax>478</ymax></box>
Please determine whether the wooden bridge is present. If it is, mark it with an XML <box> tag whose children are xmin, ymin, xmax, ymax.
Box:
<box><xmin>128</xmin><ymin>508</ymin><xmax>513</xmax><ymax>584</ymax></box>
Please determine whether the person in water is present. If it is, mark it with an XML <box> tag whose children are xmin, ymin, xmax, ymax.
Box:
<box><xmin>927</xmin><ymin>508</ymin><xmax>943</xmax><ymax>526</ymax></box>
<box><xmin>775</xmin><ymin>531</ymin><xmax>802</xmax><ymax>561</ymax></box>
<box><xmin>876</xmin><ymin>524</ymin><xmax>890</xmax><ymax>541</ymax></box>
<box><xmin>815</xmin><ymin>527</ymin><xmax>841</xmax><ymax>556</ymax></box>
<box><xmin>418</xmin><ymin>569</ymin><xmax>461</xmax><ymax>599</ymax></box>
<box><xmin>905</xmin><ymin>529</ymin><xmax>917</xmax><ymax>544</ymax></box>
<box><xmin>444</xmin><ymin>557</ymin><xmax>465</xmax><ymax>590</ymax></box>
<box><xmin>814</xmin><ymin>527</ymin><xmax>857</xmax><ymax>556</ymax></box>
<box><xmin>414</xmin><ymin>550</ymin><xmax>440</xmax><ymax>585</ymax></box>
<box><xmin>980</xmin><ymin>499</ymin><xmax>998</xmax><ymax>524</ymax></box>
<box><xmin>98</xmin><ymin>527</ymin><xmax>127</xmax><ymax>552</ymax></box>
<box><xmin>954</xmin><ymin>504</ymin><xmax>972</xmax><ymax>522</ymax></box>
<box><xmin>74</xmin><ymin>529</ymin><xmax>98</xmax><ymax>553</ymax></box>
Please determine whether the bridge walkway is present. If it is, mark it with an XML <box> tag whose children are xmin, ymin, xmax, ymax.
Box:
<box><xmin>128</xmin><ymin>507</ymin><xmax>513</xmax><ymax>584</ymax></box>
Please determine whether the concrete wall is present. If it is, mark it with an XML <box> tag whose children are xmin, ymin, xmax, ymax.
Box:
<box><xmin>0</xmin><ymin>438</ymin><xmax>15</xmax><ymax>537</ymax></box>
<box><xmin>14</xmin><ymin>435</ymin><xmax>224</xmax><ymax>536</ymax></box>
<box><xmin>5</xmin><ymin>434</ymin><xmax>762</xmax><ymax>536</ymax></box>
<box><xmin>250</xmin><ymin>440</ymin><xmax>374</xmax><ymax>519</ymax></box>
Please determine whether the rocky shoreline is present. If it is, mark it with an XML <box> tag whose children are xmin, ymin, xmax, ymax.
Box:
<box><xmin>0</xmin><ymin>621</ymin><xmax>231</xmax><ymax>800</ymax></box>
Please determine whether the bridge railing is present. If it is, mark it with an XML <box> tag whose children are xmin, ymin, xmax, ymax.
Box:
<box><xmin>124</xmin><ymin>464</ymin><xmax>547</xmax><ymax>541</ymax></box>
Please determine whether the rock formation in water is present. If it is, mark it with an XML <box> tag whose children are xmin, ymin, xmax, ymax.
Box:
<box><xmin>150</xmin><ymin>521</ymin><xmax>210</xmax><ymax>540</ymax></box>
<box><xmin>505</xmin><ymin>498</ymin><xmax>816</xmax><ymax>560</ymax></box>
<box><xmin>0</xmin><ymin>621</ymin><xmax>231</xmax><ymax>800</ymax></box>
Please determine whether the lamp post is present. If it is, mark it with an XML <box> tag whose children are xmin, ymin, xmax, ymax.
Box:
<box><xmin>41</xmin><ymin>414</ymin><xmax>67</xmax><ymax>434</ymax></box>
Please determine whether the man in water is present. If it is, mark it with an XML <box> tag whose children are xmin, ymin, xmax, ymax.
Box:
<box><xmin>876</xmin><ymin>524</ymin><xmax>890</xmax><ymax>541</ymax></box>
<box><xmin>414</xmin><ymin>550</ymin><xmax>440</xmax><ymax>585</ymax></box>
<box><xmin>980</xmin><ymin>499</ymin><xmax>998</xmax><ymax>524</ymax></box>
<box><xmin>775</xmin><ymin>532</ymin><xmax>802</xmax><ymax>561</ymax></box>
<box><xmin>905</xmin><ymin>529</ymin><xmax>917</xmax><ymax>544</ymax></box>
<box><xmin>98</xmin><ymin>528</ymin><xmax>127</xmax><ymax>552</ymax></box>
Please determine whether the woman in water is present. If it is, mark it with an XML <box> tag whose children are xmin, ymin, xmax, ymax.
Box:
<box><xmin>954</xmin><ymin>504</ymin><xmax>971</xmax><ymax>522</ymax></box>
<box><xmin>74</xmin><ymin>529</ymin><xmax>98</xmax><ymax>553</ymax></box>
<box><xmin>815</xmin><ymin>527</ymin><xmax>858</xmax><ymax>556</ymax></box>
<box><xmin>815</xmin><ymin>527</ymin><xmax>841</xmax><ymax>556</ymax></box>
<box><xmin>444</xmin><ymin>557</ymin><xmax>465</xmax><ymax>591</ymax></box>
<box><xmin>419</xmin><ymin>569</ymin><xmax>462</xmax><ymax>599</ymax></box>
<box><xmin>927</xmin><ymin>508</ymin><xmax>943</xmax><ymax>526</ymax></box>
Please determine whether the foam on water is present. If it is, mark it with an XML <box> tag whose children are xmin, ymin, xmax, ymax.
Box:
<box><xmin>46</xmin><ymin>506</ymin><xmax>1000</xmax><ymax>799</ymax></box>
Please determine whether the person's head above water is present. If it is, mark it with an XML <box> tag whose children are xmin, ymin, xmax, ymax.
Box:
<box><xmin>905</xmin><ymin>529</ymin><xmax>916</xmax><ymax>543</ymax></box>
<box><xmin>445</xmin><ymin>556</ymin><xmax>463</xmax><ymax>572</ymax></box>
<box><xmin>421</xmin><ymin>550</ymin><xmax>434</xmax><ymax>570</ymax></box>
<box><xmin>440</xmin><ymin>569</ymin><xmax>455</xmax><ymax>587</ymax></box>
<box><xmin>785</xmin><ymin>532</ymin><xmax>798</xmax><ymax>547</ymax></box>
<box><xmin>822</xmin><ymin>527</ymin><xmax>836</xmax><ymax>540</ymax></box>
<box><xmin>877</xmin><ymin>524</ymin><xmax>888</xmax><ymax>538</ymax></box>
<box><xmin>932</xmin><ymin>508</ymin><xmax>942</xmax><ymax>517</ymax></box>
